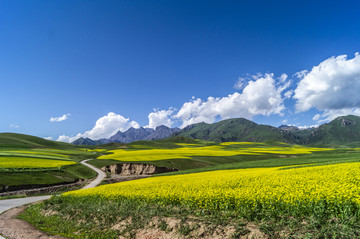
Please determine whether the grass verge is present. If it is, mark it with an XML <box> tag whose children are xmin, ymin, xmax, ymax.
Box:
<box><xmin>20</xmin><ymin>195</ymin><xmax>360</xmax><ymax>239</ymax></box>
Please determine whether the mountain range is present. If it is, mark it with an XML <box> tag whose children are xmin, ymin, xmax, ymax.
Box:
<box><xmin>72</xmin><ymin>115</ymin><xmax>360</xmax><ymax>146</ymax></box>
<box><xmin>173</xmin><ymin>115</ymin><xmax>360</xmax><ymax>146</ymax></box>
<box><xmin>72</xmin><ymin>125</ymin><xmax>180</xmax><ymax>145</ymax></box>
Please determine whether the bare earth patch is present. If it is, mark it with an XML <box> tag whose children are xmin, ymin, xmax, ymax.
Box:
<box><xmin>124</xmin><ymin>216</ymin><xmax>267</xmax><ymax>239</ymax></box>
<box><xmin>245</xmin><ymin>223</ymin><xmax>268</xmax><ymax>239</ymax></box>
<box><xmin>0</xmin><ymin>206</ymin><xmax>66</xmax><ymax>239</ymax></box>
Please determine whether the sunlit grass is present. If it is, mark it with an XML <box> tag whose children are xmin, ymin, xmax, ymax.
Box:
<box><xmin>0</xmin><ymin>157</ymin><xmax>76</xmax><ymax>168</ymax></box>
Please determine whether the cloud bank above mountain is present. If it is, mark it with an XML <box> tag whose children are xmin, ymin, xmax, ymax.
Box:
<box><xmin>57</xmin><ymin>73</ymin><xmax>290</xmax><ymax>142</ymax></box>
<box><xmin>57</xmin><ymin>53</ymin><xmax>360</xmax><ymax>143</ymax></box>
<box><xmin>174</xmin><ymin>73</ymin><xmax>290</xmax><ymax>128</ymax></box>
<box><xmin>57</xmin><ymin>112</ymin><xmax>139</xmax><ymax>142</ymax></box>
<box><xmin>294</xmin><ymin>53</ymin><xmax>360</xmax><ymax>122</ymax></box>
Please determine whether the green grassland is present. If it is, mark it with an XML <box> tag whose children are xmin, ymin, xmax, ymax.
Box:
<box><xmin>89</xmin><ymin>138</ymin><xmax>337</xmax><ymax>171</ymax></box>
<box><xmin>0</xmin><ymin>133</ymin><xmax>98</xmax><ymax>192</ymax></box>
<box><xmin>20</xmin><ymin>136</ymin><xmax>360</xmax><ymax>238</ymax></box>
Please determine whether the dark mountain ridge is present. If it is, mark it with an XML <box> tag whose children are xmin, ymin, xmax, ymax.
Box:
<box><xmin>173</xmin><ymin>115</ymin><xmax>360</xmax><ymax>146</ymax></box>
<box><xmin>72</xmin><ymin>115</ymin><xmax>360</xmax><ymax>146</ymax></box>
<box><xmin>173</xmin><ymin>118</ymin><xmax>302</xmax><ymax>144</ymax></box>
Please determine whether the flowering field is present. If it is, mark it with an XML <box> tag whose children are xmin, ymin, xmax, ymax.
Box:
<box><xmin>65</xmin><ymin>162</ymin><xmax>360</xmax><ymax>216</ymax></box>
<box><xmin>0</xmin><ymin>156</ymin><xmax>76</xmax><ymax>169</ymax></box>
<box><xmin>0</xmin><ymin>148</ymin><xmax>86</xmax><ymax>170</ymax></box>
<box><xmin>98</xmin><ymin>142</ymin><xmax>332</xmax><ymax>162</ymax></box>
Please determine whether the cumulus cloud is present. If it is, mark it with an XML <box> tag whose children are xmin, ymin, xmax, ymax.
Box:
<box><xmin>10</xmin><ymin>124</ymin><xmax>19</xmax><ymax>128</ymax></box>
<box><xmin>174</xmin><ymin>73</ymin><xmax>290</xmax><ymax>128</ymax></box>
<box><xmin>44</xmin><ymin>136</ymin><xmax>53</xmax><ymax>140</ymax></box>
<box><xmin>57</xmin><ymin>112</ymin><xmax>139</xmax><ymax>142</ymax></box>
<box><xmin>294</xmin><ymin>53</ymin><xmax>360</xmax><ymax>112</ymax></box>
<box><xmin>50</xmin><ymin>113</ymin><xmax>71</xmax><ymax>122</ymax></box>
<box><xmin>147</xmin><ymin>108</ymin><xmax>174</xmax><ymax>129</ymax></box>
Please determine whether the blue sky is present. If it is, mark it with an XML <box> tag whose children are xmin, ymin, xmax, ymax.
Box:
<box><xmin>1</xmin><ymin>0</ymin><xmax>360</xmax><ymax>141</ymax></box>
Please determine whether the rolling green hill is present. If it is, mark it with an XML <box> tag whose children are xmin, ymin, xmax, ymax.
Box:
<box><xmin>0</xmin><ymin>133</ymin><xmax>75</xmax><ymax>149</ymax></box>
<box><xmin>0</xmin><ymin>133</ymin><xmax>97</xmax><ymax>193</ymax></box>
<box><xmin>307</xmin><ymin>115</ymin><xmax>360</xmax><ymax>146</ymax></box>
<box><xmin>173</xmin><ymin>118</ymin><xmax>301</xmax><ymax>143</ymax></box>
<box><xmin>172</xmin><ymin>116</ymin><xmax>360</xmax><ymax>146</ymax></box>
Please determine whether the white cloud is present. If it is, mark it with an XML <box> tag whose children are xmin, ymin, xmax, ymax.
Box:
<box><xmin>50</xmin><ymin>113</ymin><xmax>71</xmax><ymax>122</ymax></box>
<box><xmin>234</xmin><ymin>77</ymin><xmax>249</xmax><ymax>90</ymax></box>
<box><xmin>294</xmin><ymin>53</ymin><xmax>360</xmax><ymax>112</ymax></box>
<box><xmin>295</xmin><ymin>70</ymin><xmax>308</xmax><ymax>79</ymax></box>
<box><xmin>56</xmin><ymin>135</ymin><xmax>73</xmax><ymax>143</ymax></box>
<box><xmin>174</xmin><ymin>73</ymin><xmax>290</xmax><ymax>128</ymax></box>
<box><xmin>297</xmin><ymin>124</ymin><xmax>319</xmax><ymax>129</ymax></box>
<box><xmin>10</xmin><ymin>124</ymin><xmax>19</xmax><ymax>128</ymax></box>
<box><xmin>313</xmin><ymin>108</ymin><xmax>360</xmax><ymax>123</ymax></box>
<box><xmin>44</xmin><ymin>136</ymin><xmax>53</xmax><ymax>140</ymax></box>
<box><xmin>284</xmin><ymin>90</ymin><xmax>293</xmax><ymax>99</ymax></box>
<box><xmin>57</xmin><ymin>112</ymin><xmax>139</xmax><ymax>142</ymax></box>
<box><xmin>279</xmin><ymin>73</ymin><xmax>288</xmax><ymax>83</ymax></box>
<box><xmin>147</xmin><ymin>108</ymin><xmax>174</xmax><ymax>129</ymax></box>
<box><xmin>312</xmin><ymin>114</ymin><xmax>321</xmax><ymax>121</ymax></box>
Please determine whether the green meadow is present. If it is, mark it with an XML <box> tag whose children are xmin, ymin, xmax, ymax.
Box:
<box><xmin>0</xmin><ymin>133</ymin><xmax>97</xmax><ymax>192</ymax></box>
<box><xmin>4</xmin><ymin>134</ymin><xmax>360</xmax><ymax>238</ymax></box>
<box><xmin>19</xmin><ymin>137</ymin><xmax>360</xmax><ymax>238</ymax></box>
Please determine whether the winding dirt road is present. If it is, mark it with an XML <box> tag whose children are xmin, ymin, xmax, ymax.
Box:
<box><xmin>0</xmin><ymin>159</ymin><xmax>106</xmax><ymax>239</ymax></box>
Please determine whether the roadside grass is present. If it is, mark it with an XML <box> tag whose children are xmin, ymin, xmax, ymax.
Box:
<box><xmin>20</xmin><ymin>195</ymin><xmax>360</xmax><ymax>239</ymax></box>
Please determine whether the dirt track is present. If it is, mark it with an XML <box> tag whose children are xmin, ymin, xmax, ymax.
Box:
<box><xmin>0</xmin><ymin>205</ymin><xmax>66</xmax><ymax>239</ymax></box>
<box><xmin>0</xmin><ymin>159</ymin><xmax>106</xmax><ymax>239</ymax></box>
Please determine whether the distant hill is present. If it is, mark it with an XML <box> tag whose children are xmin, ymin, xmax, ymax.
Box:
<box><xmin>307</xmin><ymin>115</ymin><xmax>360</xmax><ymax>145</ymax></box>
<box><xmin>172</xmin><ymin>115</ymin><xmax>360</xmax><ymax>146</ymax></box>
<box><xmin>72</xmin><ymin>125</ymin><xmax>180</xmax><ymax>145</ymax></box>
<box><xmin>0</xmin><ymin>133</ymin><xmax>75</xmax><ymax>149</ymax></box>
<box><xmin>172</xmin><ymin>118</ymin><xmax>300</xmax><ymax>143</ymax></box>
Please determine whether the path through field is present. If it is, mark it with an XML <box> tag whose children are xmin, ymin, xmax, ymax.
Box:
<box><xmin>0</xmin><ymin>159</ymin><xmax>106</xmax><ymax>239</ymax></box>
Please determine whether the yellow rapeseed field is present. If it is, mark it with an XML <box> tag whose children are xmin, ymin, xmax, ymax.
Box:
<box><xmin>66</xmin><ymin>162</ymin><xmax>360</xmax><ymax>212</ymax></box>
<box><xmin>98</xmin><ymin>143</ymin><xmax>332</xmax><ymax>162</ymax></box>
<box><xmin>0</xmin><ymin>157</ymin><xmax>76</xmax><ymax>168</ymax></box>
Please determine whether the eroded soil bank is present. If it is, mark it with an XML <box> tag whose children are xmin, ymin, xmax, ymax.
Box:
<box><xmin>101</xmin><ymin>163</ymin><xmax>178</xmax><ymax>175</ymax></box>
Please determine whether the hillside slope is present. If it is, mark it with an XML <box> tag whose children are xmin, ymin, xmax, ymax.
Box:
<box><xmin>173</xmin><ymin>115</ymin><xmax>360</xmax><ymax>146</ymax></box>
<box><xmin>173</xmin><ymin>118</ymin><xmax>300</xmax><ymax>143</ymax></box>
<box><xmin>0</xmin><ymin>133</ymin><xmax>75</xmax><ymax>149</ymax></box>
<box><xmin>307</xmin><ymin>115</ymin><xmax>360</xmax><ymax>145</ymax></box>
